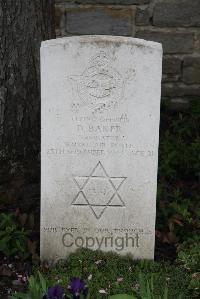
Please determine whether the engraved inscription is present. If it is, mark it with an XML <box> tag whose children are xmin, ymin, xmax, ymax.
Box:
<box><xmin>72</xmin><ymin>161</ymin><xmax>126</xmax><ymax>219</ymax></box>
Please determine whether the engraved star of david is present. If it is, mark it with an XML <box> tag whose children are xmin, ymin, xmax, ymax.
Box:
<box><xmin>72</xmin><ymin>161</ymin><xmax>126</xmax><ymax>219</ymax></box>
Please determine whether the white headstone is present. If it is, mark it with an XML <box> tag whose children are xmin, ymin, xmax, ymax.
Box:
<box><xmin>41</xmin><ymin>35</ymin><xmax>162</xmax><ymax>262</ymax></box>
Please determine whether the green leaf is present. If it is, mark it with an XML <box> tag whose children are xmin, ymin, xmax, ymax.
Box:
<box><xmin>109</xmin><ymin>295</ymin><xmax>136</xmax><ymax>299</ymax></box>
<box><xmin>0</xmin><ymin>235</ymin><xmax>11</xmax><ymax>250</ymax></box>
<box><xmin>11</xmin><ymin>293</ymin><xmax>29</xmax><ymax>299</ymax></box>
<box><xmin>163</xmin><ymin>286</ymin><xmax>168</xmax><ymax>299</ymax></box>
<box><xmin>38</xmin><ymin>271</ymin><xmax>47</xmax><ymax>292</ymax></box>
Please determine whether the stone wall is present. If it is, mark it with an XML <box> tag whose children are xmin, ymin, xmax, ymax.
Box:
<box><xmin>55</xmin><ymin>0</ymin><xmax>200</xmax><ymax>110</ymax></box>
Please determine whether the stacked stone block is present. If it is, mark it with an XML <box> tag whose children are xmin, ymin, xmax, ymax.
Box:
<box><xmin>55</xmin><ymin>0</ymin><xmax>200</xmax><ymax>109</ymax></box>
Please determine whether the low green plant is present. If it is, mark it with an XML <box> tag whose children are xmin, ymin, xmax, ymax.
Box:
<box><xmin>28</xmin><ymin>249</ymin><xmax>195</xmax><ymax>298</ymax></box>
<box><xmin>188</xmin><ymin>273</ymin><xmax>200</xmax><ymax>298</ymax></box>
<box><xmin>132</xmin><ymin>272</ymin><xmax>170</xmax><ymax>299</ymax></box>
<box><xmin>108</xmin><ymin>273</ymin><xmax>170</xmax><ymax>299</ymax></box>
<box><xmin>12</xmin><ymin>248</ymin><xmax>198</xmax><ymax>299</ymax></box>
<box><xmin>12</xmin><ymin>271</ymin><xmax>48</xmax><ymax>299</ymax></box>
<box><xmin>0</xmin><ymin>213</ymin><xmax>28</xmax><ymax>257</ymax></box>
<box><xmin>177</xmin><ymin>236</ymin><xmax>200</xmax><ymax>271</ymax></box>
<box><xmin>109</xmin><ymin>295</ymin><xmax>136</xmax><ymax>299</ymax></box>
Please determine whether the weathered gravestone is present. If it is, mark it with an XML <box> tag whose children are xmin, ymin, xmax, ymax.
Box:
<box><xmin>41</xmin><ymin>35</ymin><xmax>162</xmax><ymax>262</ymax></box>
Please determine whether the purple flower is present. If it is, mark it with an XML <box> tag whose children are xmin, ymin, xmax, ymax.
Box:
<box><xmin>69</xmin><ymin>278</ymin><xmax>88</xmax><ymax>299</ymax></box>
<box><xmin>43</xmin><ymin>285</ymin><xmax>65</xmax><ymax>299</ymax></box>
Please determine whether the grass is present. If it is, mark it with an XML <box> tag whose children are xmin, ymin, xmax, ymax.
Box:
<box><xmin>37</xmin><ymin>248</ymin><xmax>200</xmax><ymax>299</ymax></box>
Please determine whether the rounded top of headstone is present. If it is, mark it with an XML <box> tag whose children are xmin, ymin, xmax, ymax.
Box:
<box><xmin>41</xmin><ymin>35</ymin><xmax>162</xmax><ymax>52</ymax></box>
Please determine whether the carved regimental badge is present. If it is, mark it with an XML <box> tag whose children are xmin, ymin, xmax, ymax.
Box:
<box><xmin>69</xmin><ymin>51</ymin><xmax>134</xmax><ymax>113</ymax></box>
